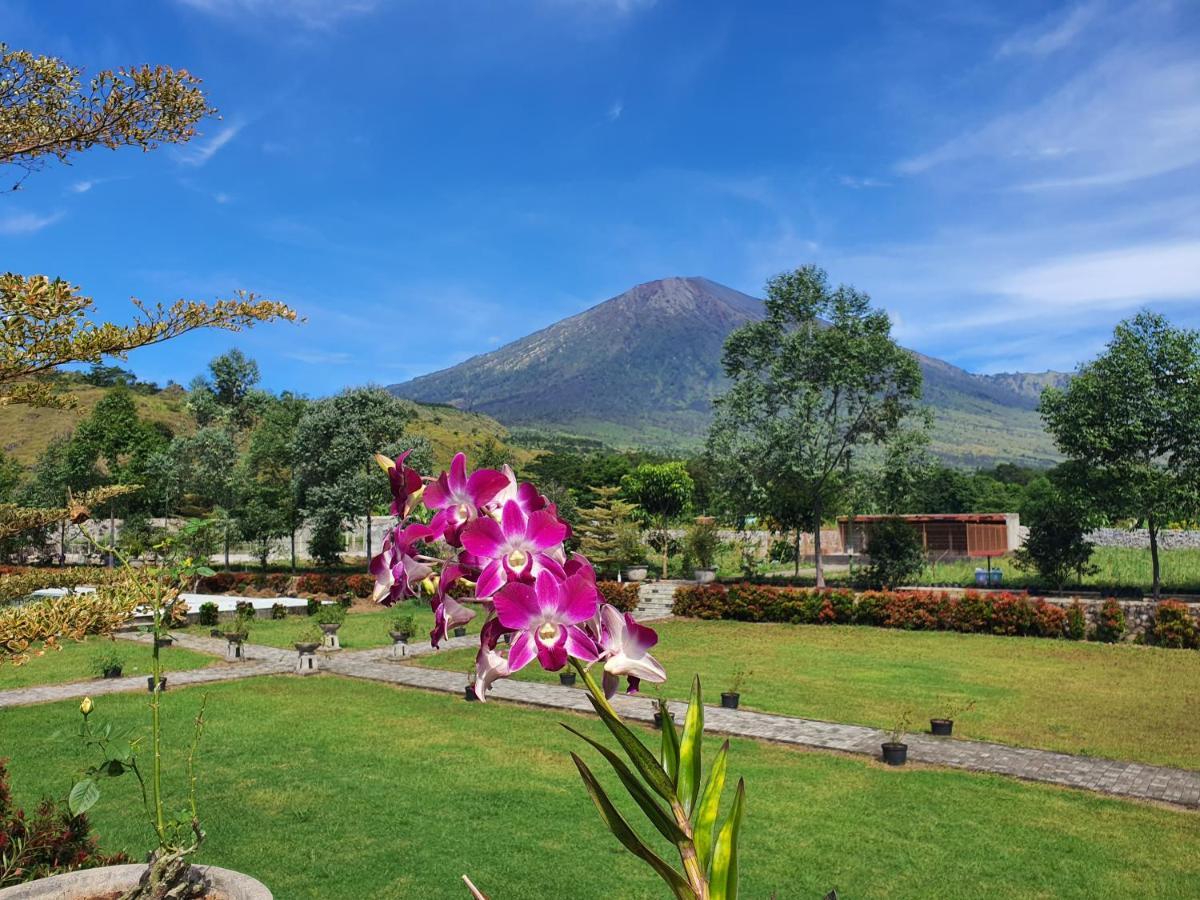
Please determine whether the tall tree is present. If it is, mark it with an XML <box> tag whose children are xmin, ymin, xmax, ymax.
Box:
<box><xmin>237</xmin><ymin>393</ymin><xmax>308</xmax><ymax>569</ymax></box>
<box><xmin>575</xmin><ymin>486</ymin><xmax>639</xmax><ymax>579</ymax></box>
<box><xmin>186</xmin><ymin>349</ymin><xmax>265</xmax><ymax>431</ymax></box>
<box><xmin>1040</xmin><ymin>311</ymin><xmax>1200</xmax><ymax>598</ymax></box>
<box><xmin>621</xmin><ymin>462</ymin><xmax>693</xmax><ymax>578</ymax></box>
<box><xmin>293</xmin><ymin>388</ymin><xmax>430</xmax><ymax>566</ymax></box>
<box><xmin>171</xmin><ymin>427</ymin><xmax>239</xmax><ymax>567</ymax></box>
<box><xmin>707</xmin><ymin>265</ymin><xmax>923</xmax><ymax>586</ymax></box>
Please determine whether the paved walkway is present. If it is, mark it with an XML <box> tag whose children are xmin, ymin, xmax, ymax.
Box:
<box><xmin>3</xmin><ymin>631</ymin><xmax>1198</xmax><ymax>810</ymax></box>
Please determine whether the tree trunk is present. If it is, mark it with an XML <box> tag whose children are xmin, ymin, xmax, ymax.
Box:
<box><xmin>107</xmin><ymin>507</ymin><xmax>115</xmax><ymax>567</ymax></box>
<box><xmin>1148</xmin><ymin>512</ymin><xmax>1161</xmax><ymax>600</ymax></box>
<box><xmin>59</xmin><ymin>520</ymin><xmax>66</xmax><ymax>566</ymax></box>
<box><xmin>793</xmin><ymin>529</ymin><xmax>800</xmax><ymax>577</ymax></box>
<box><xmin>813</xmin><ymin>498</ymin><xmax>825</xmax><ymax>589</ymax></box>
<box><xmin>661</xmin><ymin>523</ymin><xmax>668</xmax><ymax>579</ymax></box>
<box><xmin>366</xmin><ymin>509</ymin><xmax>372</xmax><ymax>561</ymax></box>
<box><xmin>290</xmin><ymin>528</ymin><xmax>297</xmax><ymax>572</ymax></box>
<box><xmin>223</xmin><ymin>523</ymin><xmax>230</xmax><ymax>570</ymax></box>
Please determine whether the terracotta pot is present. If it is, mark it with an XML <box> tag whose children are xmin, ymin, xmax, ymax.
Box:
<box><xmin>0</xmin><ymin>863</ymin><xmax>271</xmax><ymax>898</ymax></box>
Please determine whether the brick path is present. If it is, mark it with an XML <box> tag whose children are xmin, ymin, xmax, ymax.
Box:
<box><xmin>3</xmin><ymin>631</ymin><xmax>1198</xmax><ymax>810</ymax></box>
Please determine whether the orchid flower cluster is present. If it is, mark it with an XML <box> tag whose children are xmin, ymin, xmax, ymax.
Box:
<box><xmin>369</xmin><ymin>450</ymin><xmax>666</xmax><ymax>702</ymax></box>
<box><xmin>369</xmin><ymin>451</ymin><xmax>745</xmax><ymax>900</ymax></box>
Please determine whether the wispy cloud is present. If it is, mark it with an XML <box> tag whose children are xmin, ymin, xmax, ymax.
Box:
<box><xmin>178</xmin><ymin>123</ymin><xmax>243</xmax><ymax>166</ymax></box>
<box><xmin>838</xmin><ymin>175</ymin><xmax>889</xmax><ymax>189</ymax></box>
<box><xmin>996</xmin><ymin>1</ymin><xmax>1100</xmax><ymax>57</ymax></box>
<box><xmin>284</xmin><ymin>349</ymin><xmax>353</xmax><ymax>365</ymax></box>
<box><xmin>175</xmin><ymin>0</ymin><xmax>380</xmax><ymax>29</ymax></box>
<box><xmin>0</xmin><ymin>211</ymin><xmax>63</xmax><ymax>235</ymax></box>
<box><xmin>68</xmin><ymin>176</ymin><xmax>127</xmax><ymax>194</ymax></box>
<box><xmin>606</xmin><ymin>100</ymin><xmax>624</xmax><ymax>122</ymax></box>
<box><xmin>551</xmin><ymin>0</ymin><xmax>656</xmax><ymax>14</ymax></box>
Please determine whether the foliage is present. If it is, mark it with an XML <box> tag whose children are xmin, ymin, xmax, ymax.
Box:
<box><xmin>933</xmin><ymin>697</ymin><xmax>976</xmax><ymax>722</ymax></box>
<box><xmin>596</xmin><ymin>581</ymin><xmax>640</xmax><ymax>613</ymax></box>
<box><xmin>295</xmin><ymin>624</ymin><xmax>322</xmax><ymax>645</ymax></box>
<box><xmin>707</xmin><ymin>265</ymin><xmax>923</xmax><ymax>587</ymax></box>
<box><xmin>1041</xmin><ymin>312</ymin><xmax>1200</xmax><ymax>598</ymax></box>
<box><xmin>236</xmin><ymin>392</ymin><xmax>307</xmax><ymax>568</ymax></box>
<box><xmin>270</xmin><ymin>602</ymin><xmax>287</xmax><ymax>621</ymax></box>
<box><xmin>197</xmin><ymin>601</ymin><xmax>219</xmax><ymax>627</ymax></box>
<box><xmin>185</xmin><ymin>349</ymin><xmax>265</xmax><ymax>432</ymax></box>
<box><xmin>390</xmin><ymin>614</ymin><xmax>416</xmax><ymax>637</ymax></box>
<box><xmin>576</xmin><ymin>486</ymin><xmax>640</xmax><ymax>578</ymax></box>
<box><xmin>0</xmin><ymin>757</ymin><xmax>129</xmax><ymax>887</ymax></box>
<box><xmin>886</xmin><ymin>709</ymin><xmax>913</xmax><ymax>745</ymax></box>
<box><xmin>1092</xmin><ymin>599</ymin><xmax>1126</xmax><ymax>644</ymax></box>
<box><xmin>1</xmin><ymin>588</ymin><xmax>138</xmax><ymax>664</ymax></box>
<box><xmin>314</xmin><ymin>603</ymin><xmax>346</xmax><ymax>626</ymax></box>
<box><xmin>862</xmin><ymin>517</ymin><xmax>925</xmax><ymax>590</ymax></box>
<box><xmin>1065</xmin><ymin>601</ymin><xmax>1087</xmax><ymax>641</ymax></box>
<box><xmin>88</xmin><ymin>646</ymin><xmax>124</xmax><ymax>677</ymax></box>
<box><xmin>613</xmin><ymin>523</ymin><xmax>648</xmax><ymax>571</ymax></box>
<box><xmin>1151</xmin><ymin>601</ymin><xmax>1198</xmax><ymax>649</ymax></box>
<box><xmin>1012</xmin><ymin>477</ymin><xmax>1098</xmax><ymax>589</ymax></box>
<box><xmin>683</xmin><ymin>521</ymin><xmax>719</xmax><ymax>570</ymax></box>
<box><xmin>621</xmin><ymin>462</ymin><xmax>693</xmax><ymax>577</ymax></box>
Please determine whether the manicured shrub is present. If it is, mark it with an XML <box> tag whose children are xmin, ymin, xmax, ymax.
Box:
<box><xmin>597</xmin><ymin>581</ymin><xmax>639</xmax><ymax>613</ymax></box>
<box><xmin>234</xmin><ymin>600</ymin><xmax>255</xmax><ymax>620</ymax></box>
<box><xmin>950</xmin><ymin>591</ymin><xmax>993</xmax><ymax>633</ymax></box>
<box><xmin>346</xmin><ymin>574</ymin><xmax>374</xmax><ymax>598</ymax></box>
<box><xmin>270</xmin><ymin>602</ymin><xmax>288</xmax><ymax>620</ymax></box>
<box><xmin>197</xmin><ymin>601</ymin><xmax>219</xmax><ymax>627</ymax></box>
<box><xmin>862</xmin><ymin>517</ymin><xmax>925</xmax><ymax>589</ymax></box>
<box><xmin>672</xmin><ymin>584</ymin><xmax>729</xmax><ymax>619</ymax></box>
<box><xmin>990</xmin><ymin>594</ymin><xmax>1037</xmax><ymax>636</ymax></box>
<box><xmin>1152</xmin><ymin>600</ymin><xmax>1198</xmax><ymax>649</ymax></box>
<box><xmin>1065</xmin><ymin>600</ymin><xmax>1087</xmax><ymax>640</ymax></box>
<box><xmin>1031</xmin><ymin>599</ymin><xmax>1067</xmax><ymax>638</ymax></box>
<box><xmin>852</xmin><ymin>591</ymin><xmax>888</xmax><ymax>626</ymax></box>
<box><xmin>265</xmin><ymin>573</ymin><xmax>292</xmax><ymax>594</ymax></box>
<box><xmin>198</xmin><ymin>572</ymin><xmax>237</xmax><ymax>593</ymax></box>
<box><xmin>306</xmin><ymin>597</ymin><xmax>321</xmax><ymax>616</ymax></box>
<box><xmin>1093</xmin><ymin>599</ymin><xmax>1126</xmax><ymax>643</ymax></box>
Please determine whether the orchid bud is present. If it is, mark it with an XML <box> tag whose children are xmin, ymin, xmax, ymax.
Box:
<box><xmin>421</xmin><ymin>575</ymin><xmax>436</xmax><ymax>594</ymax></box>
<box><xmin>374</xmin><ymin>452</ymin><xmax>395</xmax><ymax>473</ymax></box>
<box><xmin>80</xmin><ymin>697</ymin><xmax>93</xmax><ymax>716</ymax></box>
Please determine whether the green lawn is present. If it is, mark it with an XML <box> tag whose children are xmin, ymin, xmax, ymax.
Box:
<box><xmin>413</xmin><ymin>619</ymin><xmax>1200</xmax><ymax>770</ymax></box>
<box><xmin>219</xmin><ymin>600</ymin><xmax>479</xmax><ymax>651</ymax></box>
<box><xmin>0</xmin><ymin>636</ymin><xmax>215</xmax><ymax>690</ymax></box>
<box><xmin>2</xmin><ymin>677</ymin><xmax>1197</xmax><ymax>899</ymax></box>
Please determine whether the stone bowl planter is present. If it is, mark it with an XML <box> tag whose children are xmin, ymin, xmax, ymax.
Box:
<box><xmin>153</xmin><ymin>636</ymin><xmax>174</xmax><ymax>648</ymax></box>
<box><xmin>223</xmin><ymin>631</ymin><xmax>248</xmax><ymax>643</ymax></box>
<box><xmin>318</xmin><ymin>623</ymin><xmax>341</xmax><ymax>635</ymax></box>
<box><xmin>930</xmin><ymin>718</ymin><xmax>954</xmax><ymax>736</ymax></box>
<box><xmin>693</xmin><ymin>568</ymin><xmax>717</xmax><ymax>584</ymax></box>
<box><xmin>0</xmin><ymin>862</ymin><xmax>272</xmax><ymax>898</ymax></box>
<box><xmin>294</xmin><ymin>642</ymin><xmax>320</xmax><ymax>653</ymax></box>
<box><xmin>389</xmin><ymin>630</ymin><xmax>412</xmax><ymax>643</ymax></box>
<box><xmin>623</xmin><ymin>566</ymin><xmax>649</xmax><ymax>582</ymax></box>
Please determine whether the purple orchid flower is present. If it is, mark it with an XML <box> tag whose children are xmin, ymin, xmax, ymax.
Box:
<box><xmin>493</xmin><ymin>571</ymin><xmax>600</xmax><ymax>674</ymax></box>
<box><xmin>424</xmin><ymin>452</ymin><xmax>509</xmax><ymax>547</ymax></box>
<box><xmin>460</xmin><ymin>500</ymin><xmax>569</xmax><ymax>598</ymax></box>
<box><xmin>472</xmin><ymin>617</ymin><xmax>516</xmax><ymax>700</ymax></box>
<box><xmin>596</xmin><ymin>604</ymin><xmax>667</xmax><ymax>698</ymax></box>
<box><xmin>370</xmin><ymin>522</ymin><xmax>435</xmax><ymax>606</ymax></box>
<box><xmin>375</xmin><ymin>449</ymin><xmax>424</xmax><ymax>517</ymax></box>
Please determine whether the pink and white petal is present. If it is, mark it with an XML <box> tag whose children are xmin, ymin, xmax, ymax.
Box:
<box><xmin>442</xmin><ymin>595</ymin><xmax>477</xmax><ymax>631</ymax></box>
<box><xmin>558</xmin><ymin>573</ymin><xmax>600</xmax><ymax>625</ymax></box>
<box><xmin>622</xmin><ymin>613</ymin><xmax>660</xmax><ymax>654</ymax></box>
<box><xmin>500</xmin><ymin>500</ymin><xmax>527</xmax><ymax>542</ymax></box>
<box><xmin>474</xmin><ymin>645</ymin><xmax>510</xmax><ymax>701</ymax></box>
<box><xmin>602</xmin><ymin>670</ymin><xmax>619</xmax><ymax>699</ymax></box>
<box><xmin>461</xmin><ymin>516</ymin><xmax>506</xmax><ymax>558</ymax></box>
<box><xmin>604</xmin><ymin>649</ymin><xmax>667</xmax><ymax>684</ymax></box>
<box><xmin>530</xmin><ymin>552</ymin><xmax>565</xmax><ymax>581</ymax></box>
<box><xmin>533</xmin><ymin>569</ymin><xmax>564</xmax><ymax>619</ymax></box>
<box><xmin>467</xmin><ymin>469</ymin><xmax>511</xmax><ymax>507</ymax></box>
<box><xmin>506</xmin><ymin>631</ymin><xmax>537</xmax><ymax>672</ymax></box>
<box><xmin>474</xmin><ymin>559</ymin><xmax>507</xmax><ymax>599</ymax></box>
<box><xmin>525</xmin><ymin>510</ymin><xmax>569</xmax><ymax>550</ymax></box>
<box><xmin>422</xmin><ymin>472</ymin><xmax>452</xmax><ymax>510</ymax></box>
<box><xmin>448</xmin><ymin>452</ymin><xmax>468</xmax><ymax>494</ymax></box>
<box><xmin>493</xmin><ymin>581</ymin><xmax>540</xmax><ymax>629</ymax></box>
<box><xmin>563</xmin><ymin>624</ymin><xmax>599</xmax><ymax>663</ymax></box>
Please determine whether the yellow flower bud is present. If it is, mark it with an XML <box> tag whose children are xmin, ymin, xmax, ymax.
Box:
<box><xmin>421</xmin><ymin>576</ymin><xmax>436</xmax><ymax>594</ymax></box>
<box><xmin>80</xmin><ymin>697</ymin><xmax>94</xmax><ymax>716</ymax></box>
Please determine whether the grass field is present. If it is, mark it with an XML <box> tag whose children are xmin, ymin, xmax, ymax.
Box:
<box><xmin>413</xmin><ymin>619</ymin><xmax>1200</xmax><ymax>769</ymax></box>
<box><xmin>2</xmin><ymin>677</ymin><xmax>1197</xmax><ymax>899</ymax></box>
<box><xmin>0</xmin><ymin>636</ymin><xmax>215</xmax><ymax>690</ymax></box>
<box><xmin>922</xmin><ymin>547</ymin><xmax>1200</xmax><ymax>594</ymax></box>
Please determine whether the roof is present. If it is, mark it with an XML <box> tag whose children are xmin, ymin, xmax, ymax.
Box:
<box><xmin>836</xmin><ymin>513</ymin><xmax>1015</xmax><ymax>524</ymax></box>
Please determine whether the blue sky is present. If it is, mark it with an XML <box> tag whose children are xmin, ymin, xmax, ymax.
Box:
<box><xmin>4</xmin><ymin>0</ymin><xmax>1199</xmax><ymax>395</ymax></box>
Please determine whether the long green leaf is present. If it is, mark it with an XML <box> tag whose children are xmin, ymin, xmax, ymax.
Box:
<box><xmin>659</xmin><ymin>698</ymin><xmax>680</xmax><ymax>782</ymax></box>
<box><xmin>677</xmin><ymin>675</ymin><xmax>705</xmax><ymax>814</ymax></box>
<box><xmin>561</xmin><ymin>723</ymin><xmax>686</xmax><ymax>844</ymax></box>
<box><xmin>709</xmin><ymin>778</ymin><xmax>746</xmax><ymax>900</ymax></box>
<box><xmin>68</xmin><ymin>778</ymin><xmax>100</xmax><ymax>817</ymax></box>
<box><xmin>570</xmin><ymin>753</ymin><xmax>692</xmax><ymax>900</ymax></box>
<box><xmin>692</xmin><ymin>740</ymin><xmax>729</xmax><ymax>872</ymax></box>
<box><xmin>584</xmin><ymin>694</ymin><xmax>677</xmax><ymax>803</ymax></box>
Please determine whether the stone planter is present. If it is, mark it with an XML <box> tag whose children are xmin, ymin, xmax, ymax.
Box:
<box><xmin>319</xmin><ymin>622</ymin><xmax>342</xmax><ymax>651</ymax></box>
<box><xmin>693</xmin><ymin>568</ymin><xmax>717</xmax><ymax>584</ymax></box>
<box><xmin>623</xmin><ymin>566</ymin><xmax>649</xmax><ymax>583</ymax></box>
<box><xmin>224</xmin><ymin>632</ymin><xmax>248</xmax><ymax>661</ymax></box>
<box><xmin>294</xmin><ymin>642</ymin><xmax>319</xmax><ymax>675</ymax></box>
<box><xmin>389</xmin><ymin>631</ymin><xmax>411</xmax><ymax>659</ymax></box>
<box><xmin>0</xmin><ymin>862</ymin><xmax>272</xmax><ymax>898</ymax></box>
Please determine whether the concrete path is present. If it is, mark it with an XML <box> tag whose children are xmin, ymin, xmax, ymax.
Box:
<box><xmin>3</xmin><ymin>630</ymin><xmax>1198</xmax><ymax>811</ymax></box>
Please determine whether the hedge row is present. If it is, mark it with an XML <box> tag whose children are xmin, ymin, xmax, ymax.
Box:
<box><xmin>673</xmin><ymin>583</ymin><xmax>1196</xmax><ymax>647</ymax></box>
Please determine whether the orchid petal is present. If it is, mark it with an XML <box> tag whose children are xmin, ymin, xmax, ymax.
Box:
<box><xmin>494</xmin><ymin>581</ymin><xmax>540</xmax><ymax>630</ymax></box>
<box><xmin>507</xmin><ymin>631</ymin><xmax>537</xmax><ymax>672</ymax></box>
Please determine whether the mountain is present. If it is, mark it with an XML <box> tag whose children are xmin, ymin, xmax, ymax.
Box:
<box><xmin>389</xmin><ymin>277</ymin><xmax>1068</xmax><ymax>466</ymax></box>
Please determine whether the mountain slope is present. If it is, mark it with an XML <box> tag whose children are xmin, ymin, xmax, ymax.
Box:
<box><xmin>390</xmin><ymin>277</ymin><xmax>1066</xmax><ymax>466</ymax></box>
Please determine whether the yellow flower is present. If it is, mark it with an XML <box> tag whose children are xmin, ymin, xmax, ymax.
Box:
<box><xmin>80</xmin><ymin>696</ymin><xmax>94</xmax><ymax>716</ymax></box>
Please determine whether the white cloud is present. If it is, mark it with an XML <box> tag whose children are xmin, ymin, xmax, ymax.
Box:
<box><xmin>606</xmin><ymin>100</ymin><xmax>624</xmax><ymax>122</ymax></box>
<box><xmin>996</xmin><ymin>1</ymin><xmax>1100</xmax><ymax>57</ymax></box>
<box><xmin>552</xmin><ymin>0</ymin><xmax>656</xmax><ymax>14</ymax></box>
<box><xmin>178</xmin><ymin>123</ymin><xmax>243</xmax><ymax>166</ymax></box>
<box><xmin>838</xmin><ymin>175</ymin><xmax>889</xmax><ymax>189</ymax></box>
<box><xmin>70</xmin><ymin>180</ymin><xmax>96</xmax><ymax>193</ymax></box>
<box><xmin>285</xmin><ymin>349</ymin><xmax>352</xmax><ymax>365</ymax></box>
<box><xmin>214</xmin><ymin>192</ymin><xmax>232</xmax><ymax>204</ymax></box>
<box><xmin>175</xmin><ymin>0</ymin><xmax>379</xmax><ymax>28</ymax></box>
<box><xmin>0</xmin><ymin>211</ymin><xmax>63</xmax><ymax>235</ymax></box>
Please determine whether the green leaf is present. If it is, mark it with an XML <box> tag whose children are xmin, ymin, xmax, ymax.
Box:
<box><xmin>584</xmin><ymin>694</ymin><xmax>677</xmax><ymax>803</ymax></box>
<box><xmin>692</xmin><ymin>740</ymin><xmax>729</xmax><ymax>872</ymax></box>
<box><xmin>561</xmin><ymin>724</ymin><xmax>686</xmax><ymax>845</ymax></box>
<box><xmin>709</xmin><ymin>778</ymin><xmax>746</xmax><ymax>900</ymax></box>
<box><xmin>195</xmin><ymin>566</ymin><xmax>216</xmax><ymax>576</ymax></box>
<box><xmin>677</xmin><ymin>675</ymin><xmax>705</xmax><ymax>814</ymax></box>
<box><xmin>659</xmin><ymin>698</ymin><xmax>680</xmax><ymax>782</ymax></box>
<box><xmin>570</xmin><ymin>753</ymin><xmax>692</xmax><ymax>900</ymax></box>
<box><xmin>68</xmin><ymin>778</ymin><xmax>100</xmax><ymax>816</ymax></box>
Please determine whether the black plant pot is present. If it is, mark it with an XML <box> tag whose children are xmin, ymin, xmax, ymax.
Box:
<box><xmin>453</xmin><ymin>626</ymin><xmax>467</xmax><ymax>638</ymax></box>
<box><xmin>154</xmin><ymin>637</ymin><xmax>173</xmax><ymax>648</ymax></box>
<box><xmin>881</xmin><ymin>742</ymin><xmax>908</xmax><ymax>766</ymax></box>
<box><xmin>209</xmin><ymin>628</ymin><xmax>222</xmax><ymax>638</ymax></box>
<box><xmin>653</xmin><ymin>710</ymin><xmax>664</xmax><ymax>729</ymax></box>
<box><xmin>102</xmin><ymin>667</ymin><xmax>122</xmax><ymax>679</ymax></box>
<box><xmin>147</xmin><ymin>676</ymin><xmax>167</xmax><ymax>693</ymax></box>
<box><xmin>930</xmin><ymin>718</ymin><xmax>954</xmax><ymax>736</ymax></box>
<box><xmin>559</xmin><ymin>672</ymin><xmax>577</xmax><ymax>687</ymax></box>
<box><xmin>720</xmin><ymin>692</ymin><xmax>740</xmax><ymax>709</ymax></box>
<box><xmin>464</xmin><ymin>685</ymin><xmax>477</xmax><ymax>701</ymax></box>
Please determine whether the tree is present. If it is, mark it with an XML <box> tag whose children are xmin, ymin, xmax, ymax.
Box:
<box><xmin>293</xmin><ymin>388</ymin><xmax>431</xmax><ymax>566</ymax></box>
<box><xmin>1040</xmin><ymin>312</ymin><xmax>1200</xmax><ymax>598</ymax></box>
<box><xmin>575</xmin><ymin>486</ymin><xmax>639</xmax><ymax>578</ymax></box>
<box><xmin>1</xmin><ymin>43</ymin><xmax>215</xmax><ymax>187</ymax></box>
<box><xmin>707</xmin><ymin>265</ymin><xmax>923</xmax><ymax>586</ymax></box>
<box><xmin>186</xmin><ymin>349</ymin><xmax>266</xmax><ymax>432</ymax></box>
<box><xmin>1012</xmin><ymin>475</ymin><xmax>1098</xmax><ymax>589</ymax></box>
<box><xmin>863</xmin><ymin>517</ymin><xmax>925</xmax><ymax>589</ymax></box>
<box><xmin>236</xmin><ymin>394</ymin><xmax>308</xmax><ymax>568</ymax></box>
<box><xmin>171</xmin><ymin>427</ymin><xmax>239</xmax><ymax>566</ymax></box>
<box><xmin>621</xmin><ymin>462</ymin><xmax>693</xmax><ymax>578</ymax></box>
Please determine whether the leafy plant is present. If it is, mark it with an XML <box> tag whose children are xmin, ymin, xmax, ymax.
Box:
<box><xmin>728</xmin><ymin>666</ymin><xmax>751</xmax><ymax>695</ymax></box>
<box><xmin>1093</xmin><ymin>599</ymin><xmax>1126</xmax><ymax>643</ymax></box>
<box><xmin>197</xmin><ymin>601</ymin><xmax>219</xmax><ymax>627</ymax></box>
<box><xmin>933</xmin><ymin>697</ymin><xmax>975</xmax><ymax>722</ymax></box>
<box><xmin>89</xmin><ymin>646</ymin><xmax>125</xmax><ymax>678</ymax></box>
<box><xmin>1152</xmin><ymin>601</ymin><xmax>1198</xmax><ymax>649</ymax></box>
<box><xmin>1065</xmin><ymin>600</ymin><xmax>1087</xmax><ymax>641</ymax></box>
<box><xmin>390</xmin><ymin>614</ymin><xmax>416</xmax><ymax>638</ymax></box>
<box><xmin>684</xmin><ymin>521</ymin><xmax>720</xmax><ymax>571</ymax></box>
<box><xmin>863</xmin><ymin>518</ymin><xmax>925</xmax><ymax>590</ymax></box>
<box><xmin>614</xmin><ymin>523</ymin><xmax>648</xmax><ymax>570</ymax></box>
<box><xmin>314</xmin><ymin>603</ymin><xmax>346</xmax><ymax>626</ymax></box>
<box><xmin>295</xmin><ymin>624</ymin><xmax>322</xmax><ymax>646</ymax></box>
<box><xmin>270</xmin><ymin>602</ymin><xmax>288</xmax><ymax>620</ymax></box>
<box><xmin>887</xmin><ymin>709</ymin><xmax>913</xmax><ymax>746</ymax></box>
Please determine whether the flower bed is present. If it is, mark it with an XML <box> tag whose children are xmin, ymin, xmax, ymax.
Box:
<box><xmin>673</xmin><ymin>583</ymin><xmax>1199</xmax><ymax>646</ymax></box>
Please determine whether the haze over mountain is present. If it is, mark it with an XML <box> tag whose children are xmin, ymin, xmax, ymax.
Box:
<box><xmin>390</xmin><ymin>277</ymin><xmax>1069</xmax><ymax>466</ymax></box>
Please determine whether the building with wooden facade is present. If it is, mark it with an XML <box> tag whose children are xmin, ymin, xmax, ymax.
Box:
<box><xmin>837</xmin><ymin>513</ymin><xmax>1021</xmax><ymax>561</ymax></box>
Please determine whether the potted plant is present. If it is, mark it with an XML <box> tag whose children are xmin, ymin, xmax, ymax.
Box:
<box><xmin>616</xmin><ymin>523</ymin><xmax>649</xmax><ymax>582</ymax></box>
<box><xmin>685</xmin><ymin>520</ymin><xmax>719</xmax><ymax>584</ymax></box>
<box><xmin>930</xmin><ymin>698</ymin><xmax>976</xmax><ymax>737</ymax></box>
<box><xmin>314</xmin><ymin>602</ymin><xmax>345</xmax><ymax>635</ymax></box>
<box><xmin>293</xmin><ymin>624</ymin><xmax>322</xmax><ymax>653</ymax></box>
<box><xmin>453</xmin><ymin>624</ymin><xmax>468</xmax><ymax>638</ymax></box>
<box><xmin>223</xmin><ymin>608</ymin><xmax>253</xmax><ymax>644</ymax></box>
<box><xmin>881</xmin><ymin>710</ymin><xmax>912</xmax><ymax>766</ymax></box>
<box><xmin>389</xmin><ymin>614</ymin><xmax>415</xmax><ymax>644</ymax></box>
<box><xmin>464</xmin><ymin>668</ymin><xmax>477</xmax><ymax>702</ymax></box>
<box><xmin>91</xmin><ymin>647</ymin><xmax>125</xmax><ymax>679</ymax></box>
<box><xmin>559</xmin><ymin>669</ymin><xmax>577</xmax><ymax>687</ymax></box>
<box><xmin>721</xmin><ymin>666</ymin><xmax>750</xmax><ymax>709</ymax></box>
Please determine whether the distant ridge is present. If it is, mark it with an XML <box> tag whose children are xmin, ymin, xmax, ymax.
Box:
<box><xmin>390</xmin><ymin>277</ymin><xmax>1067</xmax><ymax>466</ymax></box>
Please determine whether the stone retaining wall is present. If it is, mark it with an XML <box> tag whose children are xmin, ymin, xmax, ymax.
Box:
<box><xmin>1088</xmin><ymin>528</ymin><xmax>1200</xmax><ymax>550</ymax></box>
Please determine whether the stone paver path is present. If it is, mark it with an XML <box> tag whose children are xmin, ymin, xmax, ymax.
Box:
<box><xmin>2</xmin><ymin>630</ymin><xmax>1198</xmax><ymax>810</ymax></box>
